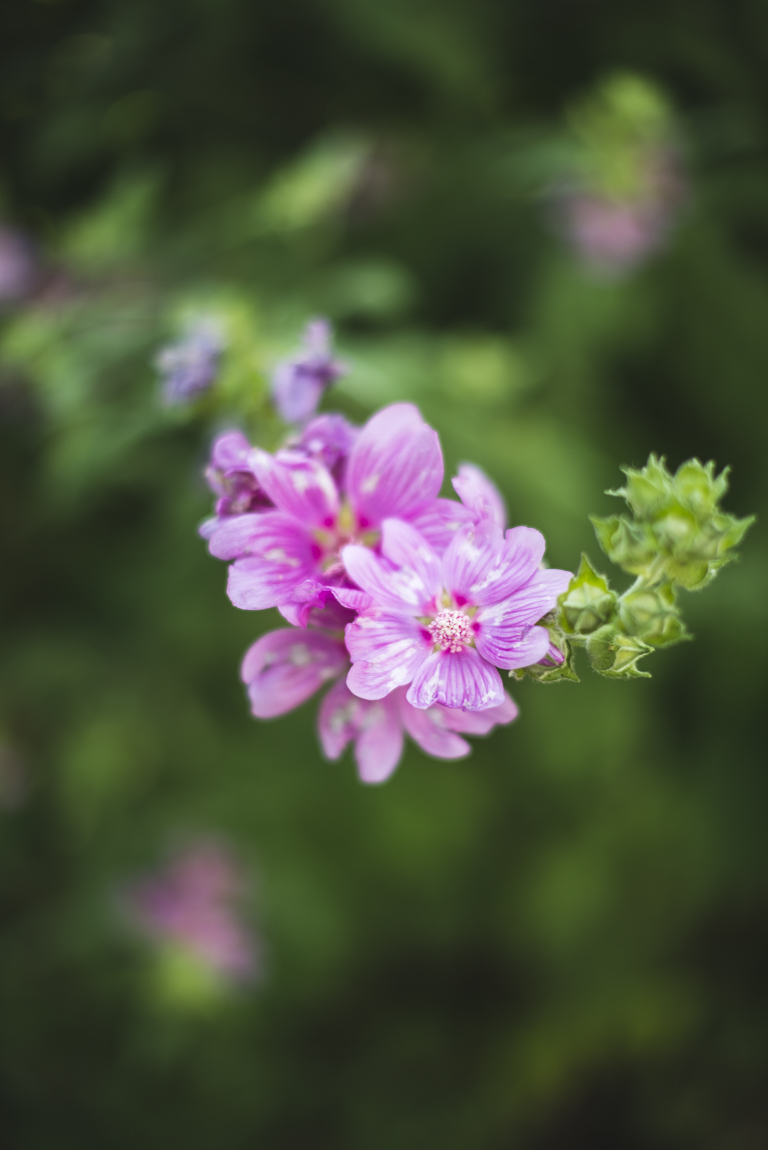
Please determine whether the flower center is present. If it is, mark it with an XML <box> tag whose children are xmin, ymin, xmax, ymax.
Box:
<box><xmin>428</xmin><ymin>609</ymin><xmax>473</xmax><ymax>653</ymax></box>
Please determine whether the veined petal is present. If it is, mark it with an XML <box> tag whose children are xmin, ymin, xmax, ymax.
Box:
<box><xmin>226</xmin><ymin>514</ymin><xmax>319</xmax><ymax>610</ymax></box>
<box><xmin>406</xmin><ymin>648</ymin><xmax>504</xmax><ymax>711</ymax></box>
<box><xmin>379</xmin><ymin>519</ymin><xmax>442</xmax><ymax>601</ymax></box>
<box><xmin>474</xmin><ymin>615</ymin><xmax>550</xmax><ymax>669</ymax></box>
<box><xmin>398</xmin><ymin>693</ymin><xmax>471</xmax><ymax>760</ymax></box>
<box><xmin>346</xmin><ymin>403</ymin><xmax>443</xmax><ymax>529</ymax></box>
<box><xmin>474</xmin><ymin>568</ymin><xmax>572</xmax><ymax>655</ymax></box>
<box><xmin>342</xmin><ymin>538</ymin><xmax>438</xmax><ymax>614</ymax></box>
<box><xmin>452</xmin><ymin>463</ymin><xmax>507</xmax><ymax>529</ymax></box>
<box><xmin>240</xmin><ymin>629</ymin><xmax>347</xmax><ymax>718</ymax></box>
<box><xmin>443</xmin><ymin>521</ymin><xmax>551</xmax><ymax>608</ymax></box>
<box><xmin>250</xmin><ymin>448</ymin><xmax>339</xmax><ymax>527</ymax></box>
<box><xmin>354</xmin><ymin>694</ymin><xmax>404</xmax><ymax>784</ymax></box>
<box><xmin>345</xmin><ymin>613</ymin><xmax>431</xmax><ymax>699</ymax></box>
<box><xmin>207</xmin><ymin>513</ymin><xmax>267</xmax><ymax>561</ymax></box>
<box><xmin>331</xmin><ymin>586</ymin><xmax>375</xmax><ymax>613</ymax></box>
<box><xmin>405</xmin><ymin>498</ymin><xmax>474</xmax><ymax>554</ymax></box>
<box><xmin>439</xmin><ymin>692</ymin><xmax>518</xmax><ymax>735</ymax></box>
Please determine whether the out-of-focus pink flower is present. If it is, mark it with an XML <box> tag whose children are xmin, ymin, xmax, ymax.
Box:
<box><xmin>558</xmin><ymin>150</ymin><xmax>685</xmax><ymax>276</ymax></box>
<box><xmin>271</xmin><ymin>319</ymin><xmax>346</xmax><ymax>424</ymax></box>
<box><xmin>343</xmin><ymin>518</ymin><xmax>571</xmax><ymax>711</ymax></box>
<box><xmin>0</xmin><ymin>228</ymin><xmax>37</xmax><ymax>303</ymax></box>
<box><xmin>125</xmin><ymin>842</ymin><xmax>258</xmax><ymax>982</ymax></box>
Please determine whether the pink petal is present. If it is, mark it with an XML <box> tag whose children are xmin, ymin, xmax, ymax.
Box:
<box><xmin>226</xmin><ymin>514</ymin><xmax>320</xmax><ymax>610</ymax></box>
<box><xmin>439</xmin><ymin>691</ymin><xmax>518</xmax><ymax>735</ymax></box>
<box><xmin>452</xmin><ymin>463</ymin><xmax>507</xmax><ymax>529</ymax></box>
<box><xmin>240</xmin><ymin>629</ymin><xmax>347</xmax><ymax>718</ymax></box>
<box><xmin>354</xmin><ymin>694</ymin><xmax>404</xmax><ymax>784</ymax></box>
<box><xmin>210</xmin><ymin>430</ymin><xmax>252</xmax><ymax>472</ymax></box>
<box><xmin>406</xmin><ymin>648</ymin><xmax>504</xmax><ymax>711</ymax></box>
<box><xmin>379</xmin><ymin>518</ymin><xmax>442</xmax><ymax>599</ymax></box>
<box><xmin>342</xmin><ymin>539</ymin><xmax>438</xmax><ymax>615</ymax></box>
<box><xmin>331</xmin><ymin>586</ymin><xmax>375</xmax><ymax>613</ymax></box>
<box><xmin>473</xmin><ymin>567</ymin><xmax>572</xmax><ymax>662</ymax></box>
<box><xmin>346</xmin><ymin>403</ymin><xmax>443</xmax><ymax>529</ymax></box>
<box><xmin>250</xmin><ymin>448</ymin><xmax>339</xmax><ymax>528</ymax></box>
<box><xmin>474</xmin><ymin>617</ymin><xmax>550</xmax><ymax>669</ymax></box>
<box><xmin>405</xmin><ymin>498</ymin><xmax>474</xmax><ymax>554</ymax></box>
<box><xmin>317</xmin><ymin>678</ymin><xmax>361</xmax><ymax>759</ymax></box>
<box><xmin>345</xmin><ymin>613</ymin><xmax>432</xmax><ymax>699</ymax></box>
<box><xmin>207</xmin><ymin>513</ymin><xmax>267</xmax><ymax>560</ymax></box>
<box><xmin>443</xmin><ymin>521</ymin><xmax>548</xmax><ymax>608</ymax></box>
<box><xmin>398</xmin><ymin>693</ymin><xmax>471</xmax><ymax>759</ymax></box>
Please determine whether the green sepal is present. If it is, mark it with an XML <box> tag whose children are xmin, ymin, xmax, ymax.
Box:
<box><xmin>558</xmin><ymin>553</ymin><xmax>618</xmax><ymax>635</ymax></box>
<box><xmin>585</xmin><ymin>625</ymin><xmax>654</xmax><ymax>678</ymax></box>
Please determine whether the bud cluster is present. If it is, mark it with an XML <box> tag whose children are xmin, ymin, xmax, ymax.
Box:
<box><xmin>519</xmin><ymin>455</ymin><xmax>753</xmax><ymax>681</ymax></box>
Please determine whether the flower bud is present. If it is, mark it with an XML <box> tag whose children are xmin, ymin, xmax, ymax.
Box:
<box><xmin>617</xmin><ymin>582</ymin><xmax>688</xmax><ymax>647</ymax></box>
<box><xmin>558</xmin><ymin>554</ymin><xmax>618</xmax><ymax>635</ymax></box>
<box><xmin>586</xmin><ymin>624</ymin><xmax>654</xmax><ymax>678</ymax></box>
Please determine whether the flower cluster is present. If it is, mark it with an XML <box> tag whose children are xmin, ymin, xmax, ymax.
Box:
<box><xmin>202</xmin><ymin>386</ymin><xmax>571</xmax><ymax>782</ymax></box>
<box><xmin>124</xmin><ymin>841</ymin><xmax>258</xmax><ymax>984</ymax></box>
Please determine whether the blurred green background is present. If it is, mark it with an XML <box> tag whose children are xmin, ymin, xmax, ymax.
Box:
<box><xmin>1</xmin><ymin>1</ymin><xmax>767</xmax><ymax>1146</ymax></box>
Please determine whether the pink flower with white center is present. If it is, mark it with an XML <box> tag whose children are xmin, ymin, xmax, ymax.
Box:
<box><xmin>208</xmin><ymin>403</ymin><xmax>456</xmax><ymax>615</ymax></box>
<box><xmin>318</xmin><ymin>680</ymin><xmax>518</xmax><ymax>784</ymax></box>
<box><xmin>125</xmin><ymin>842</ymin><xmax>258</xmax><ymax>982</ymax></box>
<box><xmin>342</xmin><ymin>518</ymin><xmax>572</xmax><ymax>711</ymax></box>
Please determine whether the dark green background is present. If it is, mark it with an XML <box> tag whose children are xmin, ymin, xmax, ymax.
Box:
<box><xmin>1</xmin><ymin>1</ymin><xmax>767</xmax><ymax>1146</ymax></box>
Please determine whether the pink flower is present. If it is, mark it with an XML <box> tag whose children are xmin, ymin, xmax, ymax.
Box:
<box><xmin>271</xmin><ymin>318</ymin><xmax>346</xmax><ymax>424</ymax></box>
<box><xmin>318</xmin><ymin>680</ymin><xmax>518</xmax><ymax>784</ymax></box>
<box><xmin>343</xmin><ymin>518</ymin><xmax>571</xmax><ymax>711</ymax></box>
<box><xmin>211</xmin><ymin>403</ymin><xmax>449</xmax><ymax>615</ymax></box>
<box><xmin>125</xmin><ymin>842</ymin><xmax>257</xmax><ymax>982</ymax></box>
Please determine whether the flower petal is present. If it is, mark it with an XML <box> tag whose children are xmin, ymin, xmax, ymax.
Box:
<box><xmin>451</xmin><ymin>463</ymin><xmax>507</xmax><ymax>529</ymax></box>
<box><xmin>342</xmin><ymin>534</ymin><xmax>439</xmax><ymax>615</ymax></box>
<box><xmin>379</xmin><ymin>518</ymin><xmax>442</xmax><ymax>600</ymax></box>
<box><xmin>398</xmin><ymin>692</ymin><xmax>471</xmax><ymax>759</ymax></box>
<box><xmin>207</xmin><ymin>513</ymin><xmax>267</xmax><ymax>561</ymax></box>
<box><xmin>226</xmin><ymin>515</ymin><xmax>319</xmax><ymax>610</ymax></box>
<box><xmin>250</xmin><ymin>449</ymin><xmax>339</xmax><ymax>528</ymax></box>
<box><xmin>474</xmin><ymin>616</ymin><xmax>550</xmax><ymax>669</ymax></box>
<box><xmin>474</xmin><ymin>567</ymin><xmax>573</xmax><ymax>664</ymax></box>
<box><xmin>331</xmin><ymin>586</ymin><xmax>375</xmax><ymax>613</ymax></box>
<box><xmin>443</xmin><ymin>521</ymin><xmax>550</xmax><ymax>608</ymax></box>
<box><xmin>405</xmin><ymin>498</ymin><xmax>474</xmax><ymax>554</ymax></box>
<box><xmin>346</xmin><ymin>403</ymin><xmax>443</xmax><ymax>529</ymax></box>
<box><xmin>317</xmin><ymin>678</ymin><xmax>361</xmax><ymax>760</ymax></box>
<box><xmin>345</xmin><ymin>613</ymin><xmax>432</xmax><ymax>699</ymax></box>
<box><xmin>406</xmin><ymin>648</ymin><xmax>504</xmax><ymax>711</ymax></box>
<box><xmin>240</xmin><ymin>629</ymin><xmax>347</xmax><ymax>718</ymax></box>
<box><xmin>210</xmin><ymin>430</ymin><xmax>252</xmax><ymax>473</ymax></box>
<box><xmin>439</xmin><ymin>691</ymin><xmax>518</xmax><ymax>735</ymax></box>
<box><xmin>354</xmin><ymin>695</ymin><xmax>404</xmax><ymax>784</ymax></box>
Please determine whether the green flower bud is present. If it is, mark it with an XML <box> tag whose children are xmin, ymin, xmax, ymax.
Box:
<box><xmin>586</xmin><ymin>625</ymin><xmax>654</xmax><ymax>678</ymax></box>
<box><xmin>617</xmin><ymin>582</ymin><xmax>688</xmax><ymax>647</ymax></box>
<box><xmin>558</xmin><ymin>554</ymin><xmax>618</xmax><ymax>635</ymax></box>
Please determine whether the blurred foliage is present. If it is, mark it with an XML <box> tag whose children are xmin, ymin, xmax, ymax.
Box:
<box><xmin>1</xmin><ymin>1</ymin><xmax>768</xmax><ymax>1148</ymax></box>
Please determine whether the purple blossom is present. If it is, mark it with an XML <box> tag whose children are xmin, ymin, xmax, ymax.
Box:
<box><xmin>158</xmin><ymin>321</ymin><xmax>224</xmax><ymax>405</ymax></box>
<box><xmin>125</xmin><ymin>841</ymin><xmax>258</xmax><ymax>982</ymax></box>
<box><xmin>211</xmin><ymin>403</ymin><xmax>451</xmax><ymax>617</ymax></box>
<box><xmin>0</xmin><ymin>228</ymin><xmax>37</xmax><ymax>304</ymax></box>
<box><xmin>319</xmin><ymin>681</ymin><xmax>518</xmax><ymax>784</ymax></box>
<box><xmin>271</xmin><ymin>319</ymin><xmax>346</xmax><ymax>424</ymax></box>
<box><xmin>343</xmin><ymin>518</ymin><xmax>571</xmax><ymax>711</ymax></box>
